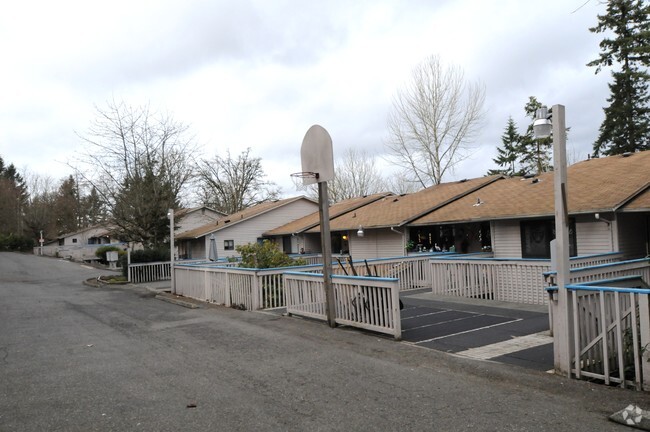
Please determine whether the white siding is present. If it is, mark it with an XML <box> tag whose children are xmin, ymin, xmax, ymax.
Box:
<box><xmin>197</xmin><ymin>199</ymin><xmax>319</xmax><ymax>259</ymax></box>
<box><xmin>349</xmin><ymin>228</ymin><xmax>404</xmax><ymax>260</ymax></box>
<box><xmin>176</xmin><ymin>209</ymin><xmax>222</xmax><ymax>235</ymax></box>
<box><xmin>575</xmin><ymin>214</ymin><xmax>612</xmax><ymax>255</ymax></box>
<box><xmin>617</xmin><ymin>213</ymin><xmax>649</xmax><ymax>258</ymax></box>
<box><xmin>492</xmin><ymin>220</ymin><xmax>522</xmax><ymax>258</ymax></box>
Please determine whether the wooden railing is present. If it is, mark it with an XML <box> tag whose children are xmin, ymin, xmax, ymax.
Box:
<box><xmin>549</xmin><ymin>279</ymin><xmax>650</xmax><ymax>390</ymax></box>
<box><xmin>332</xmin><ymin>253</ymin><xmax>449</xmax><ymax>291</ymax></box>
<box><xmin>430</xmin><ymin>257</ymin><xmax>551</xmax><ymax>305</ymax></box>
<box><xmin>128</xmin><ymin>261</ymin><xmax>171</xmax><ymax>283</ymax></box>
<box><xmin>173</xmin><ymin>262</ymin><xmax>323</xmax><ymax>310</ymax></box>
<box><xmin>430</xmin><ymin>253</ymin><xmax>626</xmax><ymax>306</ymax></box>
<box><xmin>284</xmin><ymin>272</ymin><xmax>402</xmax><ymax>339</ymax></box>
<box><xmin>544</xmin><ymin>256</ymin><xmax>648</xmax><ymax>287</ymax></box>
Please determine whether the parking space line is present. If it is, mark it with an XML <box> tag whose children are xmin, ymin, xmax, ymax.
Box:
<box><xmin>403</xmin><ymin>313</ymin><xmax>483</xmax><ymax>332</ymax></box>
<box><xmin>401</xmin><ymin>309</ymin><xmax>453</xmax><ymax>321</ymax></box>
<box><xmin>414</xmin><ymin>318</ymin><xmax>522</xmax><ymax>344</ymax></box>
<box><xmin>455</xmin><ymin>332</ymin><xmax>552</xmax><ymax>360</ymax></box>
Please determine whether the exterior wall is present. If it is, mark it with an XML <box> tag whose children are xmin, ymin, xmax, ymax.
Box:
<box><xmin>617</xmin><ymin>212</ymin><xmax>649</xmax><ymax>258</ymax></box>
<box><xmin>491</xmin><ymin>213</ymin><xmax>648</xmax><ymax>259</ymax></box>
<box><xmin>195</xmin><ymin>199</ymin><xmax>318</xmax><ymax>259</ymax></box>
<box><xmin>178</xmin><ymin>238</ymin><xmax>205</xmax><ymax>260</ymax></box>
<box><xmin>301</xmin><ymin>234</ymin><xmax>321</xmax><ymax>254</ymax></box>
<box><xmin>492</xmin><ymin>220</ymin><xmax>522</xmax><ymax>258</ymax></box>
<box><xmin>61</xmin><ymin>227</ymin><xmax>115</xmax><ymax>246</ymax></box>
<box><xmin>176</xmin><ymin>209</ymin><xmax>222</xmax><ymax>236</ymax></box>
<box><xmin>575</xmin><ymin>214</ymin><xmax>613</xmax><ymax>255</ymax></box>
<box><xmin>349</xmin><ymin>228</ymin><xmax>404</xmax><ymax>260</ymax></box>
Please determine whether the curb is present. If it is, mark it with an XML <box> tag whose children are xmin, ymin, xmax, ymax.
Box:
<box><xmin>155</xmin><ymin>294</ymin><xmax>200</xmax><ymax>309</ymax></box>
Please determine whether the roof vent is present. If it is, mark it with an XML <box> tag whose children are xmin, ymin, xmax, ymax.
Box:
<box><xmin>531</xmin><ymin>178</ymin><xmax>539</xmax><ymax>184</ymax></box>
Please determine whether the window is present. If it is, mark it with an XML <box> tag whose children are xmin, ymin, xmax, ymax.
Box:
<box><xmin>224</xmin><ymin>240</ymin><xmax>234</xmax><ymax>250</ymax></box>
<box><xmin>520</xmin><ymin>219</ymin><xmax>576</xmax><ymax>259</ymax></box>
<box><xmin>72</xmin><ymin>238</ymin><xmax>78</xmax><ymax>244</ymax></box>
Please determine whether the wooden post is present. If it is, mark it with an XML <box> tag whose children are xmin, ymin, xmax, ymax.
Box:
<box><xmin>551</xmin><ymin>105</ymin><xmax>573</xmax><ymax>377</ymax></box>
<box><xmin>639</xmin><ymin>292</ymin><xmax>650</xmax><ymax>390</ymax></box>
<box><xmin>319</xmin><ymin>181</ymin><xmax>336</xmax><ymax>327</ymax></box>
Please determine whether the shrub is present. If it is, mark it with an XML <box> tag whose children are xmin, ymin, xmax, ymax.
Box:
<box><xmin>0</xmin><ymin>234</ymin><xmax>35</xmax><ymax>252</ymax></box>
<box><xmin>95</xmin><ymin>245</ymin><xmax>126</xmax><ymax>264</ymax></box>
<box><xmin>236</xmin><ymin>240</ymin><xmax>306</xmax><ymax>269</ymax></box>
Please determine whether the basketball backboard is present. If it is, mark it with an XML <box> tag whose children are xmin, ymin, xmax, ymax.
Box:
<box><xmin>299</xmin><ymin>125</ymin><xmax>334</xmax><ymax>185</ymax></box>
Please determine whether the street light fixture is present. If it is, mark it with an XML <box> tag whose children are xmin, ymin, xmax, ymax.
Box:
<box><xmin>533</xmin><ymin>105</ymin><xmax>553</xmax><ymax>139</ymax></box>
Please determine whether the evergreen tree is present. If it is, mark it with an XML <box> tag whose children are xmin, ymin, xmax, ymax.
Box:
<box><xmin>488</xmin><ymin>117</ymin><xmax>524</xmax><ymax>176</ymax></box>
<box><xmin>519</xmin><ymin>97</ymin><xmax>553</xmax><ymax>176</ymax></box>
<box><xmin>588</xmin><ymin>0</ymin><xmax>650</xmax><ymax>156</ymax></box>
<box><xmin>54</xmin><ymin>175</ymin><xmax>81</xmax><ymax>234</ymax></box>
<box><xmin>81</xmin><ymin>186</ymin><xmax>105</xmax><ymax>227</ymax></box>
<box><xmin>0</xmin><ymin>156</ymin><xmax>28</xmax><ymax>236</ymax></box>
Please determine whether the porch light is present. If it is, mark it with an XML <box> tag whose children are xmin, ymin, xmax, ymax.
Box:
<box><xmin>533</xmin><ymin>106</ymin><xmax>552</xmax><ymax>139</ymax></box>
<box><xmin>357</xmin><ymin>226</ymin><xmax>364</xmax><ymax>237</ymax></box>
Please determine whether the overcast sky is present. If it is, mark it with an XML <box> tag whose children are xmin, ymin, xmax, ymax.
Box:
<box><xmin>0</xmin><ymin>0</ymin><xmax>612</xmax><ymax>197</ymax></box>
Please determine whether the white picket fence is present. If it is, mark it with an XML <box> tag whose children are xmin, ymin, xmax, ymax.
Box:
<box><xmin>566</xmin><ymin>283</ymin><xmax>650</xmax><ymax>390</ymax></box>
<box><xmin>284</xmin><ymin>272</ymin><xmax>402</xmax><ymax>339</ymax></box>
<box><xmin>430</xmin><ymin>253</ymin><xmax>625</xmax><ymax>306</ymax></box>
<box><xmin>331</xmin><ymin>254</ymin><xmax>441</xmax><ymax>291</ymax></box>
<box><xmin>128</xmin><ymin>261</ymin><xmax>171</xmax><ymax>283</ymax></box>
<box><xmin>546</xmin><ymin>258</ymin><xmax>650</xmax><ymax>390</ymax></box>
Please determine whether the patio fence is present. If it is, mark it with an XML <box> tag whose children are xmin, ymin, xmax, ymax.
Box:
<box><xmin>284</xmin><ymin>272</ymin><xmax>401</xmax><ymax>339</ymax></box>
<box><xmin>546</xmin><ymin>258</ymin><xmax>650</xmax><ymax>390</ymax></box>
<box><xmin>430</xmin><ymin>252</ymin><xmax>625</xmax><ymax>306</ymax></box>
<box><xmin>128</xmin><ymin>261</ymin><xmax>171</xmax><ymax>284</ymax></box>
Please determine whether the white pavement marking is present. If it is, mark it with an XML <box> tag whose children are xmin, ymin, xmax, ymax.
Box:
<box><xmin>401</xmin><ymin>309</ymin><xmax>454</xmax><ymax>321</ymax></box>
<box><xmin>81</xmin><ymin>265</ymin><xmax>93</xmax><ymax>270</ymax></box>
<box><xmin>455</xmin><ymin>332</ymin><xmax>553</xmax><ymax>360</ymax></box>
<box><xmin>414</xmin><ymin>318</ymin><xmax>523</xmax><ymax>344</ymax></box>
<box><xmin>404</xmin><ymin>313</ymin><xmax>483</xmax><ymax>332</ymax></box>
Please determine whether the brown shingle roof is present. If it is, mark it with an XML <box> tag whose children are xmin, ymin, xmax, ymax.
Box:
<box><xmin>619</xmin><ymin>183</ymin><xmax>650</xmax><ymax>211</ymax></box>
<box><xmin>264</xmin><ymin>192</ymin><xmax>393</xmax><ymax>236</ymax></box>
<box><xmin>307</xmin><ymin>176</ymin><xmax>502</xmax><ymax>233</ymax></box>
<box><xmin>177</xmin><ymin>196</ymin><xmax>315</xmax><ymax>239</ymax></box>
<box><xmin>410</xmin><ymin>151</ymin><xmax>650</xmax><ymax>225</ymax></box>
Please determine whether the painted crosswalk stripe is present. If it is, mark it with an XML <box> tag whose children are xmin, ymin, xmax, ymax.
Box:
<box><xmin>455</xmin><ymin>332</ymin><xmax>553</xmax><ymax>360</ymax></box>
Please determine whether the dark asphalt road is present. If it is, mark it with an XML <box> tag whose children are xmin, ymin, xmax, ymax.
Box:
<box><xmin>1</xmin><ymin>252</ymin><xmax>648</xmax><ymax>431</ymax></box>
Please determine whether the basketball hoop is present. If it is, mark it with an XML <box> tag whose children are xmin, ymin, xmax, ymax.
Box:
<box><xmin>290</xmin><ymin>171</ymin><xmax>319</xmax><ymax>180</ymax></box>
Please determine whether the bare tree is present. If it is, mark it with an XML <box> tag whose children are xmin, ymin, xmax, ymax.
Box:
<box><xmin>293</xmin><ymin>148</ymin><xmax>389</xmax><ymax>202</ymax></box>
<box><xmin>382</xmin><ymin>169</ymin><xmax>421</xmax><ymax>195</ymax></box>
<box><xmin>386</xmin><ymin>55</ymin><xmax>485</xmax><ymax>187</ymax></box>
<box><xmin>73</xmin><ymin>100</ymin><xmax>198</xmax><ymax>247</ymax></box>
<box><xmin>328</xmin><ymin>148</ymin><xmax>387</xmax><ymax>202</ymax></box>
<box><xmin>197</xmin><ymin>148</ymin><xmax>280</xmax><ymax>215</ymax></box>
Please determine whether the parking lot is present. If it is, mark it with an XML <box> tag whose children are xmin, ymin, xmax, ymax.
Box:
<box><xmin>400</xmin><ymin>290</ymin><xmax>553</xmax><ymax>371</ymax></box>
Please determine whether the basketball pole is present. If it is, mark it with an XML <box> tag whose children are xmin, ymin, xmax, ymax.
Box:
<box><xmin>318</xmin><ymin>180</ymin><xmax>336</xmax><ymax>328</ymax></box>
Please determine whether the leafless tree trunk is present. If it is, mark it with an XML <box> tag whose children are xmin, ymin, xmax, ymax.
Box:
<box><xmin>386</xmin><ymin>55</ymin><xmax>485</xmax><ymax>187</ymax></box>
<box><xmin>197</xmin><ymin>148</ymin><xmax>280</xmax><ymax>215</ymax></box>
